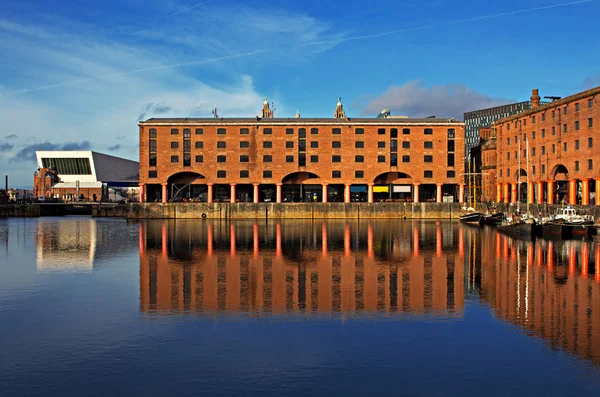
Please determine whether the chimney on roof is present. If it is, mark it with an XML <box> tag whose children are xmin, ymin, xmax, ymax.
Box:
<box><xmin>531</xmin><ymin>88</ymin><xmax>541</xmax><ymax>109</ymax></box>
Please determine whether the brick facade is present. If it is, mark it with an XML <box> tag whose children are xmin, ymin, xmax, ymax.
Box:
<box><xmin>139</xmin><ymin>114</ymin><xmax>465</xmax><ymax>204</ymax></box>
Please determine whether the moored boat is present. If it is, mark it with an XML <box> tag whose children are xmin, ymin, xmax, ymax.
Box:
<box><xmin>459</xmin><ymin>211</ymin><xmax>484</xmax><ymax>224</ymax></box>
<box><xmin>541</xmin><ymin>206</ymin><xmax>595</xmax><ymax>238</ymax></box>
<box><xmin>498</xmin><ymin>218</ymin><xmax>539</xmax><ymax>237</ymax></box>
<box><xmin>480</xmin><ymin>212</ymin><xmax>505</xmax><ymax>226</ymax></box>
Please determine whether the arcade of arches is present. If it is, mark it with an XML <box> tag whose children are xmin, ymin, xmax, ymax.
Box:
<box><xmin>142</xmin><ymin>171</ymin><xmax>465</xmax><ymax>204</ymax></box>
<box><xmin>495</xmin><ymin>164</ymin><xmax>599</xmax><ymax>205</ymax></box>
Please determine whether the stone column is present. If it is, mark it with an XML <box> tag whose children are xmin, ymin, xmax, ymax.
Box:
<box><xmin>547</xmin><ymin>181</ymin><xmax>554</xmax><ymax>204</ymax></box>
<box><xmin>161</xmin><ymin>183</ymin><xmax>168</xmax><ymax>204</ymax></box>
<box><xmin>527</xmin><ymin>182</ymin><xmax>534</xmax><ymax>204</ymax></box>
<box><xmin>536</xmin><ymin>181</ymin><xmax>544</xmax><ymax>204</ymax></box>
<box><xmin>495</xmin><ymin>184</ymin><xmax>501</xmax><ymax>203</ymax></box>
<box><xmin>276</xmin><ymin>183</ymin><xmax>282</xmax><ymax>203</ymax></box>
<box><xmin>207</xmin><ymin>183</ymin><xmax>213</xmax><ymax>203</ymax></box>
<box><xmin>139</xmin><ymin>183</ymin><xmax>145</xmax><ymax>203</ymax></box>
<box><xmin>436</xmin><ymin>184</ymin><xmax>443</xmax><ymax>203</ymax></box>
<box><xmin>253</xmin><ymin>184</ymin><xmax>259</xmax><ymax>203</ymax></box>
<box><xmin>511</xmin><ymin>183</ymin><xmax>517</xmax><ymax>204</ymax></box>
<box><xmin>322</xmin><ymin>184</ymin><xmax>328</xmax><ymax>203</ymax></box>
<box><xmin>459</xmin><ymin>184</ymin><xmax>465</xmax><ymax>203</ymax></box>
<box><xmin>230</xmin><ymin>183</ymin><xmax>236</xmax><ymax>203</ymax></box>
<box><xmin>569</xmin><ymin>179</ymin><xmax>577</xmax><ymax>205</ymax></box>
<box><xmin>413</xmin><ymin>183</ymin><xmax>420</xmax><ymax>203</ymax></box>
<box><xmin>367</xmin><ymin>183</ymin><xmax>374</xmax><ymax>203</ymax></box>
<box><xmin>503</xmin><ymin>183</ymin><xmax>509</xmax><ymax>204</ymax></box>
<box><xmin>596</xmin><ymin>179</ymin><xmax>600</xmax><ymax>206</ymax></box>
<box><xmin>344</xmin><ymin>184</ymin><xmax>351</xmax><ymax>203</ymax></box>
<box><xmin>582</xmin><ymin>179</ymin><xmax>590</xmax><ymax>205</ymax></box>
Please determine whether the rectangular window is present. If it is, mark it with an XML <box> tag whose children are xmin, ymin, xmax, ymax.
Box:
<box><xmin>390</xmin><ymin>128</ymin><xmax>398</xmax><ymax>138</ymax></box>
<box><xmin>447</xmin><ymin>140</ymin><xmax>455</xmax><ymax>152</ymax></box>
<box><xmin>332</xmin><ymin>128</ymin><xmax>342</xmax><ymax>135</ymax></box>
<box><xmin>589</xmin><ymin>138</ymin><xmax>593</xmax><ymax>148</ymax></box>
<box><xmin>588</xmin><ymin>159</ymin><xmax>593</xmax><ymax>170</ymax></box>
<box><xmin>148</xmin><ymin>170</ymin><xmax>157</xmax><ymax>178</ymax></box>
<box><xmin>542</xmin><ymin>165</ymin><xmax>545</xmax><ymax>174</ymax></box>
<box><xmin>263</xmin><ymin>128</ymin><xmax>272</xmax><ymax>135</ymax></box>
<box><xmin>217</xmin><ymin>170</ymin><xmax>226</xmax><ymax>178</ymax></box>
<box><xmin>532</xmin><ymin>166</ymin><xmax>535</xmax><ymax>175</ymax></box>
<box><xmin>378</xmin><ymin>155</ymin><xmax>385</xmax><ymax>163</ymax></box>
<box><xmin>532</xmin><ymin>131</ymin><xmax>536</xmax><ymax>140</ymax></box>
<box><xmin>447</xmin><ymin>153</ymin><xmax>454</xmax><ymax>166</ymax></box>
<box><xmin>240</xmin><ymin>128</ymin><xmax>249</xmax><ymax>135</ymax></box>
<box><xmin>195</xmin><ymin>155</ymin><xmax>203</xmax><ymax>163</ymax></box>
<box><xmin>217</xmin><ymin>128</ymin><xmax>226</xmax><ymax>135</ymax></box>
<box><xmin>507</xmin><ymin>137</ymin><xmax>510</xmax><ymax>145</ymax></box>
<box><xmin>263</xmin><ymin>155</ymin><xmax>272</xmax><ymax>163</ymax></box>
<box><xmin>390</xmin><ymin>140</ymin><xmax>398</xmax><ymax>152</ymax></box>
<box><xmin>575</xmin><ymin>161</ymin><xmax>579</xmax><ymax>171</ymax></box>
<box><xmin>589</xmin><ymin>118</ymin><xmax>593</xmax><ymax>128</ymax></box>
<box><xmin>424</xmin><ymin>155</ymin><xmax>433</xmax><ymax>163</ymax></box>
<box><xmin>310</xmin><ymin>141</ymin><xmax>318</xmax><ymax>149</ymax></box>
<box><xmin>390</xmin><ymin>153</ymin><xmax>398</xmax><ymax>166</ymax></box>
<box><xmin>263</xmin><ymin>170</ymin><xmax>272</xmax><ymax>178</ymax></box>
<box><xmin>171</xmin><ymin>141</ymin><xmax>179</xmax><ymax>149</ymax></box>
<box><xmin>240</xmin><ymin>155</ymin><xmax>249</xmax><ymax>163</ymax></box>
<box><xmin>149</xmin><ymin>154</ymin><xmax>157</xmax><ymax>167</ymax></box>
<box><xmin>332</xmin><ymin>155</ymin><xmax>341</xmax><ymax>163</ymax></box>
<box><xmin>507</xmin><ymin>124</ymin><xmax>510</xmax><ymax>131</ymax></box>
<box><xmin>541</xmin><ymin>129</ymin><xmax>545</xmax><ymax>138</ymax></box>
<box><xmin>552</xmin><ymin>144</ymin><xmax>555</xmax><ymax>153</ymax></box>
<box><xmin>195</xmin><ymin>141</ymin><xmax>204</xmax><ymax>149</ymax></box>
<box><xmin>424</xmin><ymin>128</ymin><xmax>433</xmax><ymax>135</ymax></box>
<box><xmin>240</xmin><ymin>141</ymin><xmax>249</xmax><ymax>148</ymax></box>
<box><xmin>298</xmin><ymin>128</ymin><xmax>306</xmax><ymax>138</ymax></box>
<box><xmin>542</xmin><ymin>113</ymin><xmax>546</xmax><ymax>121</ymax></box>
<box><xmin>183</xmin><ymin>140</ymin><xmax>191</xmax><ymax>152</ymax></box>
<box><xmin>310</xmin><ymin>128</ymin><xmax>318</xmax><ymax>135</ymax></box>
<box><xmin>447</xmin><ymin>170</ymin><xmax>455</xmax><ymax>178</ymax></box>
<box><xmin>532</xmin><ymin>148</ymin><xmax>536</xmax><ymax>156</ymax></box>
<box><xmin>564</xmin><ymin>107</ymin><xmax>567</xmax><ymax>115</ymax></box>
<box><xmin>589</xmin><ymin>99</ymin><xmax>594</xmax><ymax>108</ymax></box>
<box><xmin>217</xmin><ymin>155</ymin><xmax>226</xmax><ymax>162</ymax></box>
<box><xmin>183</xmin><ymin>128</ymin><xmax>191</xmax><ymax>138</ymax></box>
<box><xmin>402</xmin><ymin>128</ymin><xmax>410</xmax><ymax>135</ymax></box>
<box><xmin>378</xmin><ymin>128</ymin><xmax>386</xmax><ymax>135</ymax></box>
<box><xmin>149</xmin><ymin>140</ymin><xmax>157</xmax><ymax>153</ymax></box>
<box><xmin>217</xmin><ymin>141</ymin><xmax>226</xmax><ymax>149</ymax></box>
<box><xmin>424</xmin><ymin>170</ymin><xmax>433</xmax><ymax>178</ymax></box>
<box><xmin>507</xmin><ymin>152</ymin><xmax>510</xmax><ymax>160</ymax></box>
<box><xmin>552</xmin><ymin>126</ymin><xmax>556</xmax><ymax>135</ymax></box>
<box><xmin>523</xmin><ymin>149</ymin><xmax>526</xmax><ymax>158</ymax></box>
<box><xmin>532</xmin><ymin>116</ymin><xmax>536</xmax><ymax>124</ymax></box>
<box><xmin>575</xmin><ymin>140</ymin><xmax>580</xmax><ymax>150</ymax></box>
<box><xmin>171</xmin><ymin>155</ymin><xmax>178</xmax><ymax>163</ymax></box>
<box><xmin>523</xmin><ymin>119</ymin><xmax>526</xmax><ymax>126</ymax></box>
<box><xmin>299</xmin><ymin>153</ymin><xmax>306</xmax><ymax>167</ymax></box>
<box><xmin>286</xmin><ymin>128</ymin><xmax>294</xmax><ymax>135</ymax></box>
<box><xmin>402</xmin><ymin>155</ymin><xmax>410</xmax><ymax>163</ymax></box>
<box><xmin>563</xmin><ymin>124</ymin><xmax>568</xmax><ymax>133</ymax></box>
<box><xmin>355</xmin><ymin>155</ymin><xmax>364</xmax><ymax>163</ymax></box>
<box><xmin>355</xmin><ymin>141</ymin><xmax>364</xmax><ymax>149</ymax></box>
<box><xmin>298</xmin><ymin>140</ymin><xmax>306</xmax><ymax>151</ymax></box>
<box><xmin>378</xmin><ymin>141</ymin><xmax>386</xmax><ymax>149</ymax></box>
<box><xmin>424</xmin><ymin>141</ymin><xmax>433</xmax><ymax>149</ymax></box>
<box><xmin>448</xmin><ymin>129</ymin><xmax>455</xmax><ymax>138</ymax></box>
<box><xmin>149</xmin><ymin>128</ymin><xmax>157</xmax><ymax>138</ymax></box>
<box><xmin>195</xmin><ymin>128</ymin><xmax>203</xmax><ymax>135</ymax></box>
<box><xmin>552</xmin><ymin>110</ymin><xmax>555</xmax><ymax>119</ymax></box>
<box><xmin>310</xmin><ymin>155</ymin><xmax>318</xmax><ymax>163</ymax></box>
<box><xmin>332</xmin><ymin>171</ymin><xmax>341</xmax><ymax>178</ymax></box>
<box><xmin>575</xmin><ymin>121</ymin><xmax>580</xmax><ymax>131</ymax></box>
<box><xmin>286</xmin><ymin>141</ymin><xmax>294</xmax><ymax>149</ymax></box>
<box><xmin>402</xmin><ymin>141</ymin><xmax>410</xmax><ymax>149</ymax></box>
<box><xmin>263</xmin><ymin>141</ymin><xmax>272</xmax><ymax>148</ymax></box>
<box><xmin>171</xmin><ymin>128</ymin><xmax>179</xmax><ymax>135</ymax></box>
<box><xmin>332</xmin><ymin>141</ymin><xmax>341</xmax><ymax>148</ymax></box>
<box><xmin>286</xmin><ymin>155</ymin><xmax>294</xmax><ymax>163</ymax></box>
<box><xmin>183</xmin><ymin>153</ymin><xmax>191</xmax><ymax>166</ymax></box>
<box><xmin>354</xmin><ymin>128</ymin><xmax>364</xmax><ymax>135</ymax></box>
<box><xmin>541</xmin><ymin>146</ymin><xmax>545</xmax><ymax>155</ymax></box>
<box><xmin>355</xmin><ymin>170</ymin><xmax>364</xmax><ymax>178</ymax></box>
<box><xmin>575</xmin><ymin>103</ymin><xmax>580</xmax><ymax>112</ymax></box>
<box><xmin>564</xmin><ymin>142</ymin><xmax>567</xmax><ymax>152</ymax></box>
<box><xmin>240</xmin><ymin>170</ymin><xmax>249</xmax><ymax>178</ymax></box>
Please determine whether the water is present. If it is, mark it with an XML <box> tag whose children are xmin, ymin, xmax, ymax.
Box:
<box><xmin>1</xmin><ymin>217</ymin><xmax>600</xmax><ymax>396</ymax></box>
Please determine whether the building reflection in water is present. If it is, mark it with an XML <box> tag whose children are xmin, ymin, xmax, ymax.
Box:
<box><xmin>36</xmin><ymin>219</ymin><xmax>97</xmax><ymax>272</ymax></box>
<box><xmin>470</xmin><ymin>226</ymin><xmax>600</xmax><ymax>366</ymax></box>
<box><xmin>139</xmin><ymin>220</ymin><xmax>465</xmax><ymax>317</ymax></box>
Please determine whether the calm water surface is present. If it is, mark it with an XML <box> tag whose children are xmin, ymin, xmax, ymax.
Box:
<box><xmin>1</xmin><ymin>217</ymin><xmax>600</xmax><ymax>396</ymax></box>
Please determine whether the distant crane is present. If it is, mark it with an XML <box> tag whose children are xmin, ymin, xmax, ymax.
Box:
<box><xmin>212</xmin><ymin>104</ymin><xmax>219</xmax><ymax>118</ymax></box>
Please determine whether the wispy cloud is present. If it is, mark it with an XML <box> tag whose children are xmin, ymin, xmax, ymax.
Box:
<box><xmin>5</xmin><ymin>134</ymin><xmax>17</xmax><ymax>139</ymax></box>
<box><xmin>0</xmin><ymin>142</ymin><xmax>14</xmax><ymax>152</ymax></box>
<box><xmin>108</xmin><ymin>144</ymin><xmax>122</xmax><ymax>151</ymax></box>
<box><xmin>165</xmin><ymin>0</ymin><xmax>216</xmax><ymax>18</ymax></box>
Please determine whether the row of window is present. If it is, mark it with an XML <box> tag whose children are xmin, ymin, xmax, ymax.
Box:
<box><xmin>150</xmin><ymin>127</ymin><xmax>456</xmax><ymax>137</ymax></box>
<box><xmin>148</xmin><ymin>169</ymin><xmax>457</xmax><ymax>179</ymax></box>
<box><xmin>506</xmin><ymin>138</ymin><xmax>594</xmax><ymax>160</ymax></box>
<box><xmin>506</xmin><ymin>99</ymin><xmax>595</xmax><ymax>129</ymax></box>
<box><xmin>167</xmin><ymin>140</ymin><xmax>440</xmax><ymax>150</ymax></box>
<box><xmin>167</xmin><ymin>154</ymin><xmax>452</xmax><ymax>164</ymax></box>
<box><xmin>506</xmin><ymin>119</ymin><xmax>594</xmax><ymax>145</ymax></box>
<box><xmin>501</xmin><ymin>160</ymin><xmax>593</xmax><ymax>178</ymax></box>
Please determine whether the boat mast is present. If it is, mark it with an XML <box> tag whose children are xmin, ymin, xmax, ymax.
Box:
<box><xmin>518</xmin><ymin>138</ymin><xmax>521</xmax><ymax>214</ymax></box>
<box><xmin>526</xmin><ymin>138</ymin><xmax>530</xmax><ymax>216</ymax></box>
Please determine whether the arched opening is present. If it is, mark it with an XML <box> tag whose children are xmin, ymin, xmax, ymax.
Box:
<box><xmin>516</xmin><ymin>168</ymin><xmax>528</xmax><ymax>203</ymax></box>
<box><xmin>167</xmin><ymin>172</ymin><xmax>206</xmax><ymax>202</ymax></box>
<box><xmin>373</xmin><ymin>172</ymin><xmax>414</xmax><ymax>202</ymax></box>
<box><xmin>551</xmin><ymin>164</ymin><xmax>569</xmax><ymax>204</ymax></box>
<box><xmin>281</xmin><ymin>172</ymin><xmax>320</xmax><ymax>202</ymax></box>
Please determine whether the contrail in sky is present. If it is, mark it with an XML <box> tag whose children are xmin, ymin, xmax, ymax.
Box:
<box><xmin>0</xmin><ymin>0</ymin><xmax>592</xmax><ymax>97</ymax></box>
<box><xmin>165</xmin><ymin>0</ymin><xmax>216</xmax><ymax>18</ymax></box>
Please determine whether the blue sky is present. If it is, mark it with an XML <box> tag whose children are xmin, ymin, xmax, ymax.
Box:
<box><xmin>0</xmin><ymin>0</ymin><xmax>599</xmax><ymax>186</ymax></box>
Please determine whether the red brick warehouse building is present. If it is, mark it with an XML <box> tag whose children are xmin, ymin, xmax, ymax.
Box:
<box><xmin>138</xmin><ymin>99</ymin><xmax>465</xmax><ymax>204</ymax></box>
<box><xmin>493</xmin><ymin>86</ymin><xmax>600</xmax><ymax>205</ymax></box>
